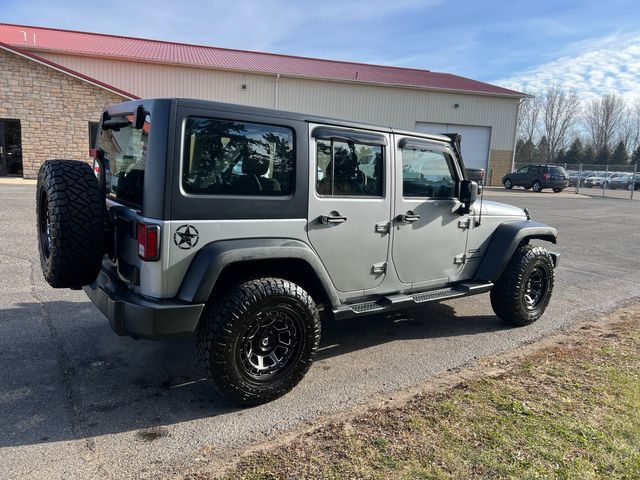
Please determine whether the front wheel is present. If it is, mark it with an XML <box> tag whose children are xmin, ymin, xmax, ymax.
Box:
<box><xmin>197</xmin><ymin>278</ymin><xmax>321</xmax><ymax>406</ymax></box>
<box><xmin>503</xmin><ymin>178</ymin><xmax>513</xmax><ymax>189</ymax></box>
<box><xmin>532</xmin><ymin>181</ymin><xmax>543</xmax><ymax>192</ymax></box>
<box><xmin>490</xmin><ymin>245</ymin><xmax>554</xmax><ymax>326</ymax></box>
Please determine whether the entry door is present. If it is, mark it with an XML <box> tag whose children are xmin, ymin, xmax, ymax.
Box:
<box><xmin>307</xmin><ymin>125</ymin><xmax>392</xmax><ymax>294</ymax></box>
<box><xmin>0</xmin><ymin>119</ymin><xmax>23</xmax><ymax>176</ymax></box>
<box><xmin>391</xmin><ymin>136</ymin><xmax>471</xmax><ymax>288</ymax></box>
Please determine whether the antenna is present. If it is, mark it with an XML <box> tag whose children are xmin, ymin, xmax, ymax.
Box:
<box><xmin>19</xmin><ymin>30</ymin><xmax>27</xmax><ymax>44</ymax></box>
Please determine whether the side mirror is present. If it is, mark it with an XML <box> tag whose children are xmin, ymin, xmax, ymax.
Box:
<box><xmin>459</xmin><ymin>180</ymin><xmax>478</xmax><ymax>212</ymax></box>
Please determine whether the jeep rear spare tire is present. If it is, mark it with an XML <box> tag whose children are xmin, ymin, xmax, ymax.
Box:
<box><xmin>37</xmin><ymin>160</ymin><xmax>106</xmax><ymax>288</ymax></box>
<box><xmin>490</xmin><ymin>244</ymin><xmax>554</xmax><ymax>326</ymax></box>
<box><xmin>197</xmin><ymin>278</ymin><xmax>321</xmax><ymax>406</ymax></box>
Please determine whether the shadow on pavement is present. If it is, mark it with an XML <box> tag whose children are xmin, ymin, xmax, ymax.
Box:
<box><xmin>0</xmin><ymin>299</ymin><xmax>504</xmax><ymax>448</ymax></box>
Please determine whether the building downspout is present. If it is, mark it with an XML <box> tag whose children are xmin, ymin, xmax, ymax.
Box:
<box><xmin>274</xmin><ymin>73</ymin><xmax>280</xmax><ymax>109</ymax></box>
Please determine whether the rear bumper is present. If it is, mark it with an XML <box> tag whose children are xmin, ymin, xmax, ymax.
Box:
<box><xmin>84</xmin><ymin>270</ymin><xmax>205</xmax><ymax>340</ymax></box>
<box><xmin>544</xmin><ymin>180</ymin><xmax>569</xmax><ymax>188</ymax></box>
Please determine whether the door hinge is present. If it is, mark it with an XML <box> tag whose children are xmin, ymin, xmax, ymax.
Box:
<box><xmin>372</xmin><ymin>262</ymin><xmax>387</xmax><ymax>274</ymax></box>
<box><xmin>375</xmin><ymin>221</ymin><xmax>390</xmax><ymax>234</ymax></box>
<box><xmin>453</xmin><ymin>254</ymin><xmax>466</xmax><ymax>265</ymax></box>
<box><xmin>458</xmin><ymin>218</ymin><xmax>471</xmax><ymax>230</ymax></box>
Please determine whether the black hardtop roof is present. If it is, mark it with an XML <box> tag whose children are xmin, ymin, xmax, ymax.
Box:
<box><xmin>111</xmin><ymin>97</ymin><xmax>453</xmax><ymax>144</ymax></box>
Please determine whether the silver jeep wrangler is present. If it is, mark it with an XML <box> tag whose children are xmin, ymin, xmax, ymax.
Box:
<box><xmin>36</xmin><ymin>98</ymin><xmax>558</xmax><ymax>406</ymax></box>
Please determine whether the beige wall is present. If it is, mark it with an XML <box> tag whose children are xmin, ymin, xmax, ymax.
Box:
<box><xmin>488</xmin><ymin>149</ymin><xmax>513</xmax><ymax>186</ymax></box>
<box><xmin>0</xmin><ymin>49</ymin><xmax>125</xmax><ymax>178</ymax></box>
<box><xmin>35</xmin><ymin>52</ymin><xmax>520</xmax><ymax>151</ymax></box>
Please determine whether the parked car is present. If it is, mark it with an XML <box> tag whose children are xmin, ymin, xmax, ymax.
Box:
<box><xmin>607</xmin><ymin>174</ymin><xmax>634</xmax><ymax>190</ymax></box>
<box><xmin>502</xmin><ymin>165</ymin><xmax>569</xmax><ymax>192</ymax></box>
<box><xmin>36</xmin><ymin>98</ymin><xmax>558</xmax><ymax>406</ymax></box>
<box><xmin>583</xmin><ymin>173</ymin><xmax>607</xmax><ymax>188</ymax></box>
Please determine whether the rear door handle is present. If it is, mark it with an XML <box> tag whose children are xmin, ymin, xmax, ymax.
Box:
<box><xmin>397</xmin><ymin>211</ymin><xmax>421</xmax><ymax>224</ymax></box>
<box><xmin>319</xmin><ymin>211</ymin><xmax>347</xmax><ymax>224</ymax></box>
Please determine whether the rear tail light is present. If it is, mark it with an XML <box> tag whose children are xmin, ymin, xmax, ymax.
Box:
<box><xmin>543</xmin><ymin>172</ymin><xmax>551</xmax><ymax>180</ymax></box>
<box><xmin>137</xmin><ymin>222</ymin><xmax>160</xmax><ymax>261</ymax></box>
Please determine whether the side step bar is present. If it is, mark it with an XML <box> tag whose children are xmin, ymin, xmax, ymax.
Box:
<box><xmin>332</xmin><ymin>282</ymin><xmax>493</xmax><ymax>320</ymax></box>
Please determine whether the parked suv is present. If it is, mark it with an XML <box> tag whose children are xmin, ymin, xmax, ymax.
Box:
<box><xmin>502</xmin><ymin>165</ymin><xmax>569</xmax><ymax>192</ymax></box>
<box><xmin>36</xmin><ymin>99</ymin><xmax>558</xmax><ymax>406</ymax></box>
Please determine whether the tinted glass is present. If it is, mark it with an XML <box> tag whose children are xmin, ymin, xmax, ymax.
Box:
<box><xmin>316</xmin><ymin>139</ymin><xmax>383</xmax><ymax>196</ymax></box>
<box><xmin>549</xmin><ymin>166</ymin><xmax>567</xmax><ymax>175</ymax></box>
<box><xmin>401</xmin><ymin>146</ymin><xmax>456</xmax><ymax>198</ymax></box>
<box><xmin>182</xmin><ymin>118</ymin><xmax>294</xmax><ymax>196</ymax></box>
<box><xmin>97</xmin><ymin>114</ymin><xmax>150</xmax><ymax>208</ymax></box>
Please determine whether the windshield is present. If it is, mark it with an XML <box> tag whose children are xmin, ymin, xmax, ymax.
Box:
<box><xmin>96</xmin><ymin>113</ymin><xmax>150</xmax><ymax>208</ymax></box>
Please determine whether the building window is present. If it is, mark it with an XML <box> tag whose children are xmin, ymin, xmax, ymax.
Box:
<box><xmin>88</xmin><ymin>121</ymin><xmax>100</xmax><ymax>149</ymax></box>
<box><xmin>182</xmin><ymin>117</ymin><xmax>294</xmax><ymax>196</ymax></box>
<box><xmin>316</xmin><ymin>139</ymin><xmax>383</xmax><ymax>196</ymax></box>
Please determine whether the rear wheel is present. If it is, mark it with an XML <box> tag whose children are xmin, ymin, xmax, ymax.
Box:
<box><xmin>552</xmin><ymin>187</ymin><xmax>564</xmax><ymax>193</ymax></box>
<box><xmin>503</xmin><ymin>178</ymin><xmax>513</xmax><ymax>189</ymax></box>
<box><xmin>197</xmin><ymin>278</ymin><xmax>321</xmax><ymax>406</ymax></box>
<box><xmin>532</xmin><ymin>180</ymin><xmax>543</xmax><ymax>192</ymax></box>
<box><xmin>36</xmin><ymin>160</ymin><xmax>106</xmax><ymax>288</ymax></box>
<box><xmin>490</xmin><ymin>245</ymin><xmax>554</xmax><ymax>326</ymax></box>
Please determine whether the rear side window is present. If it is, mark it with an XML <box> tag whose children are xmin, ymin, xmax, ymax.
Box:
<box><xmin>182</xmin><ymin>117</ymin><xmax>294</xmax><ymax>196</ymax></box>
<box><xmin>97</xmin><ymin>114</ymin><xmax>150</xmax><ymax>208</ymax></box>
<box><xmin>316</xmin><ymin>139</ymin><xmax>383</xmax><ymax>196</ymax></box>
<box><xmin>401</xmin><ymin>146</ymin><xmax>456</xmax><ymax>198</ymax></box>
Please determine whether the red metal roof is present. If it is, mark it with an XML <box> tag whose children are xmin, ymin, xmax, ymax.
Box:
<box><xmin>0</xmin><ymin>23</ymin><xmax>525</xmax><ymax>97</ymax></box>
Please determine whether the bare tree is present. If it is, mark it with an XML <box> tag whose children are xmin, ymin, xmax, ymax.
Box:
<box><xmin>618</xmin><ymin>98</ymin><xmax>640</xmax><ymax>154</ymax></box>
<box><xmin>541</xmin><ymin>85</ymin><xmax>581</xmax><ymax>162</ymax></box>
<box><xmin>583</xmin><ymin>92</ymin><xmax>626</xmax><ymax>155</ymax></box>
<box><xmin>517</xmin><ymin>91</ymin><xmax>542</xmax><ymax>143</ymax></box>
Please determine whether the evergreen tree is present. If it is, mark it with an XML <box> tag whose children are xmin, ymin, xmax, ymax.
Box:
<box><xmin>611</xmin><ymin>140</ymin><xmax>629</xmax><ymax>165</ymax></box>
<box><xmin>516</xmin><ymin>138</ymin><xmax>536</xmax><ymax>164</ymax></box>
<box><xmin>583</xmin><ymin>144</ymin><xmax>596</xmax><ymax>165</ymax></box>
<box><xmin>565</xmin><ymin>138</ymin><xmax>584</xmax><ymax>164</ymax></box>
<box><xmin>536</xmin><ymin>136</ymin><xmax>549</xmax><ymax>163</ymax></box>
<box><xmin>597</xmin><ymin>144</ymin><xmax>612</xmax><ymax>165</ymax></box>
<box><xmin>632</xmin><ymin>145</ymin><xmax>640</xmax><ymax>164</ymax></box>
<box><xmin>556</xmin><ymin>148</ymin><xmax>566</xmax><ymax>165</ymax></box>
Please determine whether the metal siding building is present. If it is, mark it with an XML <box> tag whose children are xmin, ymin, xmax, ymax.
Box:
<box><xmin>0</xmin><ymin>23</ymin><xmax>524</xmax><ymax>183</ymax></box>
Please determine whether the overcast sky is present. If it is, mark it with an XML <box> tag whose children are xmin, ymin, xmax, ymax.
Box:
<box><xmin>2</xmin><ymin>0</ymin><xmax>639</xmax><ymax>99</ymax></box>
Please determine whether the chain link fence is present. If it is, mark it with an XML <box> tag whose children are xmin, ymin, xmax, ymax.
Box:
<box><xmin>511</xmin><ymin>162</ymin><xmax>638</xmax><ymax>200</ymax></box>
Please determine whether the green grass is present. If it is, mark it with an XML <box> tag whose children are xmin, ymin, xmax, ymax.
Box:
<box><xmin>213</xmin><ymin>313</ymin><xmax>640</xmax><ymax>480</ymax></box>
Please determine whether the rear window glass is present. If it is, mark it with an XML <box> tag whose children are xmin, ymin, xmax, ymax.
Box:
<box><xmin>97</xmin><ymin>114</ymin><xmax>150</xmax><ymax>208</ymax></box>
<box><xmin>549</xmin><ymin>166</ymin><xmax>567</xmax><ymax>175</ymax></box>
<box><xmin>182</xmin><ymin>117</ymin><xmax>294</xmax><ymax>196</ymax></box>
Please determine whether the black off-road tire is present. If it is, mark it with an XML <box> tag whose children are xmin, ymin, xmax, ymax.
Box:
<box><xmin>36</xmin><ymin>160</ymin><xmax>106</xmax><ymax>288</ymax></box>
<box><xmin>503</xmin><ymin>178</ymin><xmax>513</xmax><ymax>189</ymax></box>
<box><xmin>197</xmin><ymin>278</ymin><xmax>321</xmax><ymax>406</ymax></box>
<box><xmin>490</xmin><ymin>245</ymin><xmax>554</xmax><ymax>326</ymax></box>
<box><xmin>552</xmin><ymin>187</ymin><xmax>564</xmax><ymax>193</ymax></box>
<box><xmin>532</xmin><ymin>180</ymin><xmax>543</xmax><ymax>192</ymax></box>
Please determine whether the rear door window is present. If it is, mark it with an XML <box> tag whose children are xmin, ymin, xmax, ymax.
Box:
<box><xmin>182</xmin><ymin>117</ymin><xmax>294</xmax><ymax>196</ymax></box>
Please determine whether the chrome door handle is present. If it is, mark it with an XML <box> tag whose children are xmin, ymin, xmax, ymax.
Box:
<box><xmin>397</xmin><ymin>211</ymin><xmax>421</xmax><ymax>224</ymax></box>
<box><xmin>319</xmin><ymin>211</ymin><xmax>347</xmax><ymax>224</ymax></box>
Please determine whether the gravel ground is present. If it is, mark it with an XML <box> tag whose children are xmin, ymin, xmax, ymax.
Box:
<box><xmin>1</xmin><ymin>183</ymin><xmax>639</xmax><ymax>479</ymax></box>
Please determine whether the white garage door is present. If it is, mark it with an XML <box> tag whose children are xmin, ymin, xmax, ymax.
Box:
<box><xmin>414</xmin><ymin>122</ymin><xmax>491</xmax><ymax>171</ymax></box>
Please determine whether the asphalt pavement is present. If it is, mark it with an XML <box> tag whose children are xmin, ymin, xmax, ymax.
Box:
<box><xmin>1</xmin><ymin>183</ymin><xmax>639</xmax><ymax>479</ymax></box>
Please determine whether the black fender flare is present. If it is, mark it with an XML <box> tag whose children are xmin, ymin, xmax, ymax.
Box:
<box><xmin>474</xmin><ymin>220</ymin><xmax>558</xmax><ymax>282</ymax></box>
<box><xmin>176</xmin><ymin>238</ymin><xmax>340</xmax><ymax>306</ymax></box>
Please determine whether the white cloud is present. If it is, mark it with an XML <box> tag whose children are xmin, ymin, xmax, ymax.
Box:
<box><xmin>493</xmin><ymin>32</ymin><xmax>640</xmax><ymax>103</ymax></box>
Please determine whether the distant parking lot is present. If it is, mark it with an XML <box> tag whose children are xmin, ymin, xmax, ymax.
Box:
<box><xmin>2</xmin><ymin>183</ymin><xmax>640</xmax><ymax>479</ymax></box>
